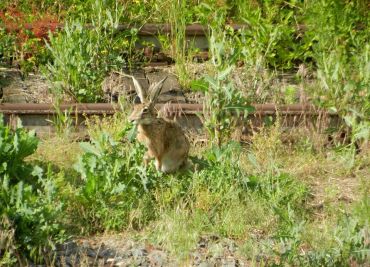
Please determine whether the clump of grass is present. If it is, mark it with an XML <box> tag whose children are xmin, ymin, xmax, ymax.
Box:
<box><xmin>149</xmin><ymin>208</ymin><xmax>202</xmax><ymax>259</ymax></box>
<box><xmin>29</xmin><ymin>136</ymin><xmax>81</xmax><ymax>170</ymax></box>
<box><xmin>85</xmin><ymin>113</ymin><xmax>129</xmax><ymax>141</ymax></box>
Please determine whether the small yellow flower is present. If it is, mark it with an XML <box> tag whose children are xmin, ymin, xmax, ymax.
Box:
<box><xmin>27</xmin><ymin>56</ymin><xmax>36</xmax><ymax>62</ymax></box>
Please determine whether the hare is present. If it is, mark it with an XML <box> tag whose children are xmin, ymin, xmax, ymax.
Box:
<box><xmin>123</xmin><ymin>72</ymin><xmax>190</xmax><ymax>173</ymax></box>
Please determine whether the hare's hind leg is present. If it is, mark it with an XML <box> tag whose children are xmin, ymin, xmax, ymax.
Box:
<box><xmin>161</xmin><ymin>155</ymin><xmax>183</xmax><ymax>173</ymax></box>
<box><xmin>180</xmin><ymin>158</ymin><xmax>192</xmax><ymax>170</ymax></box>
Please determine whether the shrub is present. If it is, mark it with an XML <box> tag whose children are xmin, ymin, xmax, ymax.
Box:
<box><xmin>305</xmin><ymin>0</ymin><xmax>369</xmax><ymax>147</ymax></box>
<box><xmin>45</xmin><ymin>21</ymin><xmax>118</xmax><ymax>102</ymax></box>
<box><xmin>237</xmin><ymin>1</ymin><xmax>307</xmax><ymax>70</ymax></box>
<box><xmin>312</xmin><ymin>40</ymin><xmax>369</xmax><ymax>149</ymax></box>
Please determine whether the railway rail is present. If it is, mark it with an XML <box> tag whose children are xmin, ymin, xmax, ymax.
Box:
<box><xmin>0</xmin><ymin>103</ymin><xmax>341</xmax><ymax>139</ymax></box>
<box><xmin>17</xmin><ymin>23</ymin><xmax>244</xmax><ymax>36</ymax></box>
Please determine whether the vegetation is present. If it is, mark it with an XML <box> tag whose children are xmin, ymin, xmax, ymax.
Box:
<box><xmin>1</xmin><ymin>111</ymin><xmax>369</xmax><ymax>265</ymax></box>
<box><xmin>0</xmin><ymin>0</ymin><xmax>369</xmax><ymax>266</ymax></box>
<box><xmin>0</xmin><ymin>116</ymin><xmax>65</xmax><ymax>265</ymax></box>
<box><xmin>44</xmin><ymin>1</ymin><xmax>127</xmax><ymax>102</ymax></box>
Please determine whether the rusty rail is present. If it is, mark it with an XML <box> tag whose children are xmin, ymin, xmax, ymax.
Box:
<box><xmin>122</xmin><ymin>23</ymin><xmax>246</xmax><ymax>36</ymax></box>
<box><xmin>0</xmin><ymin>103</ymin><xmax>328</xmax><ymax>116</ymax></box>
<box><xmin>0</xmin><ymin>103</ymin><xmax>340</xmax><ymax>138</ymax></box>
<box><xmin>17</xmin><ymin>23</ymin><xmax>245</xmax><ymax>36</ymax></box>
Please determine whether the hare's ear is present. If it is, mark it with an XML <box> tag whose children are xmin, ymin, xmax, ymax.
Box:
<box><xmin>149</xmin><ymin>76</ymin><xmax>167</xmax><ymax>103</ymax></box>
<box><xmin>119</xmin><ymin>72</ymin><xmax>146</xmax><ymax>103</ymax></box>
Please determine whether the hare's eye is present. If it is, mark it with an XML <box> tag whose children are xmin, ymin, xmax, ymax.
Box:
<box><xmin>143</xmin><ymin>107</ymin><xmax>149</xmax><ymax>113</ymax></box>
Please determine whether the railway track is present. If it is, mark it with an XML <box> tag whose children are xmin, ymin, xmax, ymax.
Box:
<box><xmin>4</xmin><ymin>23</ymin><xmax>244</xmax><ymax>64</ymax></box>
<box><xmin>3</xmin><ymin>23</ymin><xmax>339</xmax><ymax>136</ymax></box>
<box><xmin>0</xmin><ymin>103</ymin><xmax>341</xmax><ymax>139</ymax></box>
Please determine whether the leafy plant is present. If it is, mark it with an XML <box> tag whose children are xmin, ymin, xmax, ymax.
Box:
<box><xmin>0</xmin><ymin>28</ymin><xmax>16</xmax><ymax>65</ymax></box>
<box><xmin>0</xmin><ymin>116</ymin><xmax>38</xmax><ymax>182</ymax></box>
<box><xmin>0</xmin><ymin>116</ymin><xmax>65</xmax><ymax>264</ymax></box>
<box><xmin>44</xmin><ymin>101</ymin><xmax>75</xmax><ymax>138</ymax></box>
<box><xmin>73</xmin><ymin>129</ymin><xmax>160</xmax><ymax>232</ymax></box>
<box><xmin>194</xmin><ymin>7</ymin><xmax>253</xmax><ymax>146</ymax></box>
<box><xmin>194</xmin><ymin>141</ymin><xmax>246</xmax><ymax>192</ymax></box>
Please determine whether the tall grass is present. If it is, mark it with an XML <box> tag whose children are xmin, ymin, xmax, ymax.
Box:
<box><xmin>304</xmin><ymin>0</ymin><xmax>370</xmax><ymax>148</ymax></box>
<box><xmin>166</xmin><ymin>0</ymin><xmax>196</xmax><ymax>88</ymax></box>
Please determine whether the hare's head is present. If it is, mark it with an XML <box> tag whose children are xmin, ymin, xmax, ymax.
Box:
<box><xmin>125</xmin><ymin>73</ymin><xmax>167</xmax><ymax>125</ymax></box>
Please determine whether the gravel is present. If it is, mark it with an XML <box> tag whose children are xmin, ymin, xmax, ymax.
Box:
<box><xmin>25</xmin><ymin>234</ymin><xmax>251</xmax><ymax>266</ymax></box>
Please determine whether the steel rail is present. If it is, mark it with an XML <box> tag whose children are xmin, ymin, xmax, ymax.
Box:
<box><xmin>16</xmin><ymin>23</ymin><xmax>245</xmax><ymax>36</ymax></box>
<box><xmin>0</xmin><ymin>103</ymin><xmax>342</xmax><ymax>139</ymax></box>
<box><xmin>0</xmin><ymin>103</ymin><xmax>333</xmax><ymax>116</ymax></box>
<box><xmin>119</xmin><ymin>23</ymin><xmax>246</xmax><ymax>36</ymax></box>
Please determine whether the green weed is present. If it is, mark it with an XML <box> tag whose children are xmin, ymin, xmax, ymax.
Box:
<box><xmin>0</xmin><ymin>116</ymin><xmax>65</xmax><ymax>264</ymax></box>
<box><xmin>71</xmin><ymin>129</ymin><xmax>160</xmax><ymax>233</ymax></box>
<box><xmin>194</xmin><ymin>6</ymin><xmax>254</xmax><ymax>146</ymax></box>
<box><xmin>44</xmin><ymin>0</ymin><xmax>127</xmax><ymax>102</ymax></box>
<box><xmin>0</xmin><ymin>28</ymin><xmax>16</xmax><ymax>66</ymax></box>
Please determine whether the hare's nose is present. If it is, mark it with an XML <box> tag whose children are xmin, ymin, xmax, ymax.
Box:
<box><xmin>128</xmin><ymin>115</ymin><xmax>135</xmax><ymax>123</ymax></box>
<box><xmin>128</xmin><ymin>118</ymin><xmax>138</xmax><ymax>125</ymax></box>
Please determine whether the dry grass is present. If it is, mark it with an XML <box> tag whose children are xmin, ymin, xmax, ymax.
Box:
<box><xmin>240</xmin><ymin>123</ymin><xmax>370</xmax><ymax>218</ymax></box>
<box><xmin>28</xmin><ymin>136</ymin><xmax>82</xmax><ymax>170</ymax></box>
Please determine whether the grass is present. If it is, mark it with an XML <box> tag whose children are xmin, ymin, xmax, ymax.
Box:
<box><xmin>1</xmin><ymin>111</ymin><xmax>366</xmax><ymax>265</ymax></box>
<box><xmin>29</xmin><ymin>136</ymin><xmax>81</xmax><ymax>168</ymax></box>
<box><xmin>63</xmin><ymin>117</ymin><xmax>367</xmax><ymax>248</ymax></box>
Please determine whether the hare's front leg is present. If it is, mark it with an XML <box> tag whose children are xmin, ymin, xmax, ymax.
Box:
<box><xmin>144</xmin><ymin>153</ymin><xmax>162</xmax><ymax>171</ymax></box>
<box><xmin>143</xmin><ymin>151</ymin><xmax>154</xmax><ymax>166</ymax></box>
<box><xmin>154</xmin><ymin>157</ymin><xmax>162</xmax><ymax>172</ymax></box>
